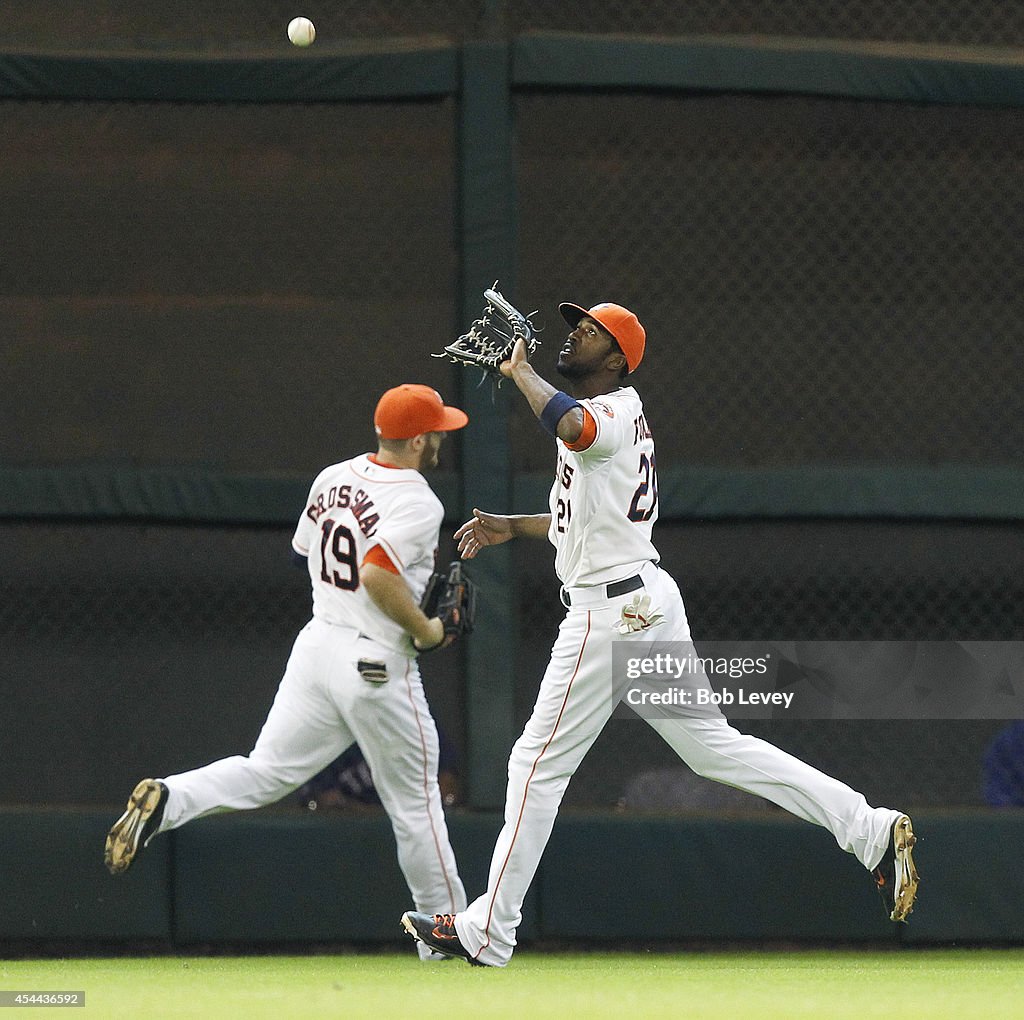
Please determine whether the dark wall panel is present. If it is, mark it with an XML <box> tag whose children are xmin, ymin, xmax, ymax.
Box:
<box><xmin>0</xmin><ymin>98</ymin><xmax>459</xmax><ymax>473</ymax></box>
<box><xmin>0</xmin><ymin>521</ymin><xmax>465</xmax><ymax>806</ymax></box>
<box><xmin>514</xmin><ymin>92</ymin><xmax>1024</xmax><ymax>472</ymax></box>
<box><xmin>516</xmin><ymin>520</ymin><xmax>1024</xmax><ymax>809</ymax></box>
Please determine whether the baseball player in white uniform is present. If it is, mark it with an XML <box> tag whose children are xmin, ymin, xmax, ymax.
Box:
<box><xmin>402</xmin><ymin>302</ymin><xmax>919</xmax><ymax>966</ymax></box>
<box><xmin>105</xmin><ymin>384</ymin><xmax>469</xmax><ymax>958</ymax></box>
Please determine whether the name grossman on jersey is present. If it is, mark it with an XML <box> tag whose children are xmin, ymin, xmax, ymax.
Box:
<box><xmin>305</xmin><ymin>484</ymin><xmax>380</xmax><ymax>537</ymax></box>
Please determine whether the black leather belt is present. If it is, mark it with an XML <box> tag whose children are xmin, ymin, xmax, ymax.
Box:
<box><xmin>563</xmin><ymin>573</ymin><xmax>644</xmax><ymax>607</ymax></box>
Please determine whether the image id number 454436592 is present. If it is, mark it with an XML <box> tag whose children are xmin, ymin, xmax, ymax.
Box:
<box><xmin>0</xmin><ymin>992</ymin><xmax>84</xmax><ymax>1007</ymax></box>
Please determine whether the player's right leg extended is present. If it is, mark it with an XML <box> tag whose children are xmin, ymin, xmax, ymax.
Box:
<box><xmin>104</xmin><ymin>778</ymin><xmax>168</xmax><ymax>875</ymax></box>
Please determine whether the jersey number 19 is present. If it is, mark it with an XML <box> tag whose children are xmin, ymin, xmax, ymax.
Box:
<box><xmin>320</xmin><ymin>519</ymin><xmax>359</xmax><ymax>590</ymax></box>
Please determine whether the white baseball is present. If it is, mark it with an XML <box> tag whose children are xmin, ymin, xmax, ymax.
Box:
<box><xmin>287</xmin><ymin>17</ymin><xmax>316</xmax><ymax>47</ymax></box>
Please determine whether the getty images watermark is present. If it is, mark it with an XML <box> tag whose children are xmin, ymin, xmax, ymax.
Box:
<box><xmin>611</xmin><ymin>641</ymin><xmax>1024</xmax><ymax>720</ymax></box>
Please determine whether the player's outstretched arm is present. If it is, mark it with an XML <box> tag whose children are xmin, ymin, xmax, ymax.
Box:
<box><xmin>455</xmin><ymin>507</ymin><xmax>550</xmax><ymax>559</ymax></box>
<box><xmin>500</xmin><ymin>337</ymin><xmax>584</xmax><ymax>444</ymax></box>
<box><xmin>361</xmin><ymin>563</ymin><xmax>448</xmax><ymax>650</ymax></box>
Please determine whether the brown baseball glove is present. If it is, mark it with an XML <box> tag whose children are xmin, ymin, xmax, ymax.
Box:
<box><xmin>417</xmin><ymin>561</ymin><xmax>477</xmax><ymax>651</ymax></box>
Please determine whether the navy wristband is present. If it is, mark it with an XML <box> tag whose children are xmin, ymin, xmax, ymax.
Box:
<box><xmin>539</xmin><ymin>391</ymin><xmax>581</xmax><ymax>437</ymax></box>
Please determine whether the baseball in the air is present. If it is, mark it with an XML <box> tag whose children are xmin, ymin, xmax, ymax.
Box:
<box><xmin>287</xmin><ymin>17</ymin><xmax>316</xmax><ymax>47</ymax></box>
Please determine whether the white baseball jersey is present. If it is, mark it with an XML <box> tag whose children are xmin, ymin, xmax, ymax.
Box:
<box><xmin>548</xmin><ymin>385</ymin><xmax>660</xmax><ymax>587</ymax></box>
<box><xmin>291</xmin><ymin>453</ymin><xmax>442</xmax><ymax>654</ymax></box>
<box><xmin>154</xmin><ymin>449</ymin><xmax>466</xmax><ymax>940</ymax></box>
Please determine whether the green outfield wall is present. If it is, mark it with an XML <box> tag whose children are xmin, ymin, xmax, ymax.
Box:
<box><xmin>2</xmin><ymin>810</ymin><xmax>1021</xmax><ymax>948</ymax></box>
<box><xmin>2</xmin><ymin>20</ymin><xmax>1022</xmax><ymax>828</ymax></box>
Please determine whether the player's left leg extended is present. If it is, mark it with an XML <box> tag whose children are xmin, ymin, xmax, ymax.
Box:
<box><xmin>648</xmin><ymin>714</ymin><xmax>899</xmax><ymax>865</ymax></box>
<box><xmin>647</xmin><ymin>713</ymin><xmax>918</xmax><ymax>918</ymax></box>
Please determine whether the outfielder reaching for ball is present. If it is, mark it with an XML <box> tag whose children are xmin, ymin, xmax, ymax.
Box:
<box><xmin>105</xmin><ymin>384</ymin><xmax>469</xmax><ymax>959</ymax></box>
<box><xmin>402</xmin><ymin>301</ymin><xmax>919</xmax><ymax>966</ymax></box>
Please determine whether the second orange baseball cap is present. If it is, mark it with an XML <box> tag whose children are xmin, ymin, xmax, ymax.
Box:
<box><xmin>559</xmin><ymin>301</ymin><xmax>647</xmax><ymax>373</ymax></box>
<box><xmin>374</xmin><ymin>384</ymin><xmax>469</xmax><ymax>440</ymax></box>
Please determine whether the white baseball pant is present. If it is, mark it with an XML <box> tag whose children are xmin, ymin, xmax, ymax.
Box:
<box><xmin>455</xmin><ymin>563</ymin><xmax>901</xmax><ymax>966</ymax></box>
<box><xmin>154</xmin><ymin>617</ymin><xmax>466</xmax><ymax>947</ymax></box>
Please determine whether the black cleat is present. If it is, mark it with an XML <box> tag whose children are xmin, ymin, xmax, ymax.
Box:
<box><xmin>104</xmin><ymin>779</ymin><xmax>168</xmax><ymax>875</ymax></box>
<box><xmin>873</xmin><ymin>814</ymin><xmax>920</xmax><ymax>922</ymax></box>
<box><xmin>401</xmin><ymin>911</ymin><xmax>487</xmax><ymax>966</ymax></box>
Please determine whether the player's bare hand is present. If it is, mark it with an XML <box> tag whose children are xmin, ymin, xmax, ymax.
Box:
<box><xmin>499</xmin><ymin>337</ymin><xmax>530</xmax><ymax>379</ymax></box>
<box><xmin>413</xmin><ymin>616</ymin><xmax>452</xmax><ymax>652</ymax></box>
<box><xmin>454</xmin><ymin>508</ymin><xmax>514</xmax><ymax>559</ymax></box>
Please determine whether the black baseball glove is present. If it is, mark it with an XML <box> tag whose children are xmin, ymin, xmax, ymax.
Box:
<box><xmin>417</xmin><ymin>561</ymin><xmax>477</xmax><ymax>652</ymax></box>
<box><xmin>433</xmin><ymin>285</ymin><xmax>540</xmax><ymax>380</ymax></box>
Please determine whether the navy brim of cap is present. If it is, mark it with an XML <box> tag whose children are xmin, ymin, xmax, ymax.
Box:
<box><xmin>558</xmin><ymin>302</ymin><xmax>590</xmax><ymax>328</ymax></box>
<box><xmin>557</xmin><ymin>301</ymin><xmax>639</xmax><ymax>373</ymax></box>
<box><xmin>559</xmin><ymin>301</ymin><xmax>622</xmax><ymax>348</ymax></box>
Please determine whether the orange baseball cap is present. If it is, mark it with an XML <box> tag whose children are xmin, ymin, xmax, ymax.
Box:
<box><xmin>374</xmin><ymin>384</ymin><xmax>469</xmax><ymax>440</ymax></box>
<box><xmin>559</xmin><ymin>301</ymin><xmax>647</xmax><ymax>373</ymax></box>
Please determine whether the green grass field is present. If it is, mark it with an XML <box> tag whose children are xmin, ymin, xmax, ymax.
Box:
<box><xmin>2</xmin><ymin>949</ymin><xmax>1021</xmax><ymax>1019</ymax></box>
